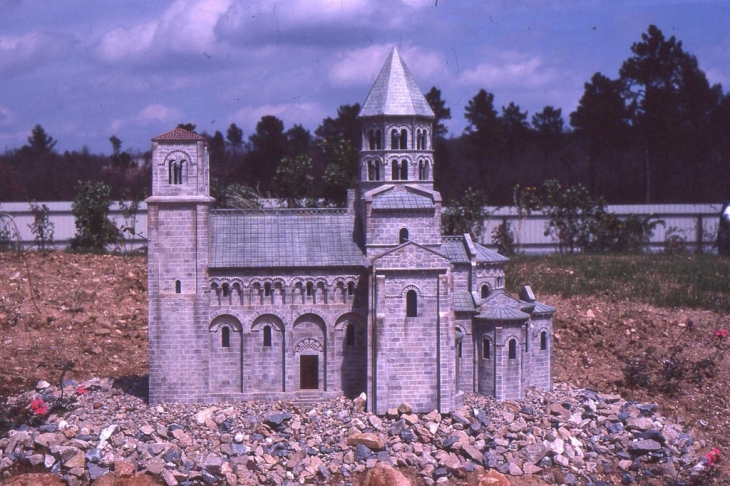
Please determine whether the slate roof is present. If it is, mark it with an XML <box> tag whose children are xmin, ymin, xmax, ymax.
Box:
<box><xmin>531</xmin><ymin>301</ymin><xmax>556</xmax><ymax>315</ymax></box>
<box><xmin>372</xmin><ymin>190</ymin><xmax>434</xmax><ymax>210</ymax></box>
<box><xmin>209</xmin><ymin>209</ymin><xmax>367</xmax><ymax>269</ymax></box>
<box><xmin>476</xmin><ymin>306</ymin><xmax>531</xmax><ymax>321</ymax></box>
<box><xmin>440</xmin><ymin>237</ymin><xmax>470</xmax><ymax>264</ymax></box>
<box><xmin>454</xmin><ymin>291</ymin><xmax>476</xmax><ymax>313</ymax></box>
<box><xmin>359</xmin><ymin>47</ymin><xmax>435</xmax><ymax>118</ymax></box>
<box><xmin>152</xmin><ymin>128</ymin><xmax>206</xmax><ymax>141</ymax></box>
<box><xmin>474</xmin><ymin>243</ymin><xmax>509</xmax><ymax>263</ymax></box>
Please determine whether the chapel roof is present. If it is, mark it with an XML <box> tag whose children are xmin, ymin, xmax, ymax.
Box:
<box><xmin>209</xmin><ymin>209</ymin><xmax>367</xmax><ymax>269</ymax></box>
<box><xmin>359</xmin><ymin>47</ymin><xmax>435</xmax><ymax>118</ymax></box>
<box><xmin>454</xmin><ymin>291</ymin><xmax>476</xmax><ymax>313</ymax></box>
<box><xmin>152</xmin><ymin>127</ymin><xmax>206</xmax><ymax>141</ymax></box>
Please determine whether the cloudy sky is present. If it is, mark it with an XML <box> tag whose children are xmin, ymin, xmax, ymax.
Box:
<box><xmin>1</xmin><ymin>0</ymin><xmax>729</xmax><ymax>154</ymax></box>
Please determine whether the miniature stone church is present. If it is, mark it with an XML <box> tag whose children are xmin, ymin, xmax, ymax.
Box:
<box><xmin>146</xmin><ymin>47</ymin><xmax>554</xmax><ymax>414</ymax></box>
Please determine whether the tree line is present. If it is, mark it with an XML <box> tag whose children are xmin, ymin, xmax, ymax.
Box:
<box><xmin>1</xmin><ymin>25</ymin><xmax>729</xmax><ymax>207</ymax></box>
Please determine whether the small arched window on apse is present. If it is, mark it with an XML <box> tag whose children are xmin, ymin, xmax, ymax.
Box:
<box><xmin>175</xmin><ymin>280</ymin><xmax>181</xmax><ymax>294</ymax></box>
<box><xmin>399</xmin><ymin>228</ymin><xmax>409</xmax><ymax>244</ymax></box>
<box><xmin>508</xmin><ymin>339</ymin><xmax>517</xmax><ymax>359</ymax></box>
<box><xmin>481</xmin><ymin>284</ymin><xmax>490</xmax><ymax>299</ymax></box>
<box><xmin>263</xmin><ymin>325</ymin><xmax>272</xmax><ymax>347</ymax></box>
<box><xmin>482</xmin><ymin>339</ymin><xmax>491</xmax><ymax>359</ymax></box>
<box><xmin>391</xmin><ymin>129</ymin><xmax>399</xmax><ymax>149</ymax></box>
<box><xmin>221</xmin><ymin>327</ymin><xmax>230</xmax><ymax>348</ymax></box>
<box><xmin>400</xmin><ymin>159</ymin><xmax>408</xmax><ymax>180</ymax></box>
<box><xmin>400</xmin><ymin>129</ymin><xmax>408</xmax><ymax>149</ymax></box>
<box><xmin>406</xmin><ymin>290</ymin><xmax>417</xmax><ymax>317</ymax></box>
<box><xmin>346</xmin><ymin>324</ymin><xmax>355</xmax><ymax>346</ymax></box>
<box><xmin>540</xmin><ymin>330</ymin><xmax>548</xmax><ymax>351</ymax></box>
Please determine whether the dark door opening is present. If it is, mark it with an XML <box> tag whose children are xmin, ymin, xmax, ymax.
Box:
<box><xmin>300</xmin><ymin>355</ymin><xmax>319</xmax><ymax>389</ymax></box>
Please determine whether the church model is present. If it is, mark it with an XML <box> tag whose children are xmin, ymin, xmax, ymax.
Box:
<box><xmin>146</xmin><ymin>48</ymin><xmax>554</xmax><ymax>414</ymax></box>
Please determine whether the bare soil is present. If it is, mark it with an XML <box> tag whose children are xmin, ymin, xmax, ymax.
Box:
<box><xmin>1</xmin><ymin>251</ymin><xmax>729</xmax><ymax>481</ymax></box>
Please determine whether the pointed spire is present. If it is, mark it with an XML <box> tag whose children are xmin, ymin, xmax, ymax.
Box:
<box><xmin>359</xmin><ymin>47</ymin><xmax>435</xmax><ymax>118</ymax></box>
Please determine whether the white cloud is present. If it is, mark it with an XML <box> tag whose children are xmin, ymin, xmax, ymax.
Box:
<box><xmin>457</xmin><ymin>52</ymin><xmax>558</xmax><ymax>90</ymax></box>
<box><xmin>0</xmin><ymin>106</ymin><xmax>15</xmax><ymax>126</ymax></box>
<box><xmin>138</xmin><ymin>104</ymin><xmax>185</xmax><ymax>123</ymax></box>
<box><xmin>329</xmin><ymin>44</ymin><xmax>446</xmax><ymax>88</ymax></box>
<box><xmin>0</xmin><ymin>31</ymin><xmax>74</xmax><ymax>75</ymax></box>
<box><xmin>94</xmin><ymin>0</ymin><xmax>233</xmax><ymax>63</ymax></box>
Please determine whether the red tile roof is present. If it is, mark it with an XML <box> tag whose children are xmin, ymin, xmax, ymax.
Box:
<box><xmin>152</xmin><ymin>128</ymin><xmax>206</xmax><ymax>142</ymax></box>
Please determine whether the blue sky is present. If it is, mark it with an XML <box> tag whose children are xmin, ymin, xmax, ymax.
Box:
<box><xmin>1</xmin><ymin>0</ymin><xmax>729</xmax><ymax>154</ymax></box>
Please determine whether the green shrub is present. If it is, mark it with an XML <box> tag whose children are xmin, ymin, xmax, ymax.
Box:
<box><xmin>69</xmin><ymin>181</ymin><xmax>118</xmax><ymax>252</ymax></box>
<box><xmin>28</xmin><ymin>202</ymin><xmax>54</xmax><ymax>251</ymax></box>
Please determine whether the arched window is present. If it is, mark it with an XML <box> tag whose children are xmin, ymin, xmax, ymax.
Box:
<box><xmin>347</xmin><ymin>281</ymin><xmax>355</xmax><ymax>296</ymax></box>
<box><xmin>406</xmin><ymin>290</ymin><xmax>417</xmax><ymax>317</ymax></box>
<box><xmin>508</xmin><ymin>339</ymin><xmax>517</xmax><ymax>359</ymax></box>
<box><xmin>416</xmin><ymin>129</ymin><xmax>422</xmax><ymax>150</ymax></box>
<box><xmin>264</xmin><ymin>282</ymin><xmax>271</xmax><ymax>297</ymax></box>
<box><xmin>168</xmin><ymin>160</ymin><xmax>184</xmax><ymax>185</ymax></box>
<box><xmin>540</xmin><ymin>331</ymin><xmax>548</xmax><ymax>351</ymax></box>
<box><xmin>346</xmin><ymin>324</ymin><xmax>355</xmax><ymax>346</ymax></box>
<box><xmin>423</xmin><ymin>129</ymin><xmax>429</xmax><ymax>150</ymax></box>
<box><xmin>391</xmin><ymin>129</ymin><xmax>399</xmax><ymax>149</ymax></box>
<box><xmin>221</xmin><ymin>327</ymin><xmax>230</xmax><ymax>348</ymax></box>
<box><xmin>482</xmin><ymin>339</ymin><xmax>490</xmax><ymax>359</ymax></box>
<box><xmin>368</xmin><ymin>160</ymin><xmax>381</xmax><ymax>181</ymax></box>
<box><xmin>481</xmin><ymin>284</ymin><xmax>490</xmax><ymax>299</ymax></box>
<box><xmin>368</xmin><ymin>130</ymin><xmax>375</xmax><ymax>150</ymax></box>
<box><xmin>400</xmin><ymin>129</ymin><xmax>407</xmax><ymax>149</ymax></box>
<box><xmin>399</xmin><ymin>228</ymin><xmax>409</xmax><ymax>244</ymax></box>
<box><xmin>400</xmin><ymin>159</ymin><xmax>408</xmax><ymax>180</ymax></box>
<box><xmin>418</xmin><ymin>160</ymin><xmax>425</xmax><ymax>180</ymax></box>
<box><xmin>175</xmin><ymin>280</ymin><xmax>181</xmax><ymax>294</ymax></box>
<box><xmin>263</xmin><ymin>325</ymin><xmax>272</xmax><ymax>347</ymax></box>
<box><xmin>392</xmin><ymin>160</ymin><xmax>400</xmax><ymax>180</ymax></box>
<box><xmin>375</xmin><ymin>129</ymin><xmax>382</xmax><ymax>149</ymax></box>
<box><xmin>222</xmin><ymin>283</ymin><xmax>230</xmax><ymax>298</ymax></box>
<box><xmin>306</xmin><ymin>282</ymin><xmax>314</xmax><ymax>297</ymax></box>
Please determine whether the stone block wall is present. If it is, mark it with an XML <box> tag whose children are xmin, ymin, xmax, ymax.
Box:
<box><xmin>366</xmin><ymin>210</ymin><xmax>441</xmax><ymax>250</ymax></box>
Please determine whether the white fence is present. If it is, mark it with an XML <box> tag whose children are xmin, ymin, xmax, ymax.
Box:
<box><xmin>0</xmin><ymin>201</ymin><xmax>723</xmax><ymax>253</ymax></box>
<box><xmin>0</xmin><ymin>201</ymin><xmax>148</xmax><ymax>250</ymax></box>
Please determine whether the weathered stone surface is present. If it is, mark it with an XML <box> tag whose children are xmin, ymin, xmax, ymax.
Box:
<box><xmin>0</xmin><ymin>379</ymin><xmax>706</xmax><ymax>486</ymax></box>
<box><xmin>360</xmin><ymin>463</ymin><xmax>411</xmax><ymax>486</ymax></box>
<box><xmin>478</xmin><ymin>470</ymin><xmax>512</xmax><ymax>485</ymax></box>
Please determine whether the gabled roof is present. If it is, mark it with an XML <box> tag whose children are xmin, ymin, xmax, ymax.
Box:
<box><xmin>209</xmin><ymin>209</ymin><xmax>367</xmax><ymax>269</ymax></box>
<box><xmin>474</xmin><ymin>243</ymin><xmax>509</xmax><ymax>263</ymax></box>
<box><xmin>359</xmin><ymin>47</ymin><xmax>435</xmax><ymax>118</ymax></box>
<box><xmin>152</xmin><ymin>127</ymin><xmax>206</xmax><ymax>142</ymax></box>
<box><xmin>371</xmin><ymin>239</ymin><xmax>451</xmax><ymax>267</ymax></box>
<box><xmin>440</xmin><ymin>236</ymin><xmax>470</xmax><ymax>264</ymax></box>
<box><xmin>439</xmin><ymin>236</ymin><xmax>508</xmax><ymax>264</ymax></box>
<box><xmin>531</xmin><ymin>301</ymin><xmax>556</xmax><ymax>315</ymax></box>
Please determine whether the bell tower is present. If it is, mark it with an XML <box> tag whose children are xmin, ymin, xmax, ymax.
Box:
<box><xmin>146</xmin><ymin>127</ymin><xmax>215</xmax><ymax>403</ymax></box>
<box><xmin>357</xmin><ymin>47</ymin><xmax>436</xmax><ymax>193</ymax></box>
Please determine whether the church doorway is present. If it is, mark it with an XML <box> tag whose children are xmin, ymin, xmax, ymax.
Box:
<box><xmin>300</xmin><ymin>355</ymin><xmax>319</xmax><ymax>389</ymax></box>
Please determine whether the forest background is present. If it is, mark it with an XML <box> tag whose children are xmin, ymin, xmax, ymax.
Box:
<box><xmin>1</xmin><ymin>25</ymin><xmax>729</xmax><ymax>210</ymax></box>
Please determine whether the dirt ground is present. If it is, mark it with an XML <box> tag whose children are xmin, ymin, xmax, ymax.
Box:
<box><xmin>1</xmin><ymin>251</ymin><xmax>729</xmax><ymax>482</ymax></box>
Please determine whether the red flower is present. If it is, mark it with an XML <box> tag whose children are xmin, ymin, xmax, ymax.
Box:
<box><xmin>705</xmin><ymin>447</ymin><xmax>721</xmax><ymax>467</ymax></box>
<box><xmin>31</xmin><ymin>398</ymin><xmax>49</xmax><ymax>416</ymax></box>
<box><xmin>76</xmin><ymin>385</ymin><xmax>88</xmax><ymax>395</ymax></box>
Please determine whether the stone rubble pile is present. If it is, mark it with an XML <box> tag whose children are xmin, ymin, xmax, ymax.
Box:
<box><xmin>0</xmin><ymin>378</ymin><xmax>713</xmax><ymax>485</ymax></box>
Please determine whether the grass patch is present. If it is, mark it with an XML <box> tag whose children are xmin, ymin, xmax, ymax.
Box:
<box><xmin>506</xmin><ymin>254</ymin><xmax>730</xmax><ymax>314</ymax></box>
